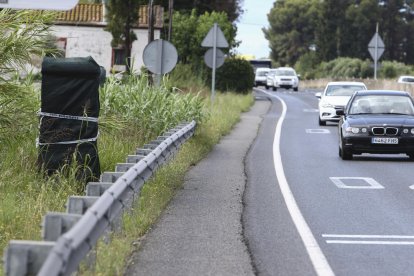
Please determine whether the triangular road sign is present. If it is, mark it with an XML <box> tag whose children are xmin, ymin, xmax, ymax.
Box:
<box><xmin>368</xmin><ymin>33</ymin><xmax>385</xmax><ymax>49</ymax></box>
<box><xmin>201</xmin><ymin>23</ymin><xmax>229</xmax><ymax>48</ymax></box>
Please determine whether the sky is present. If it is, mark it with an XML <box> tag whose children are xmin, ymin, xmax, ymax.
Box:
<box><xmin>235</xmin><ymin>0</ymin><xmax>274</xmax><ymax>59</ymax></box>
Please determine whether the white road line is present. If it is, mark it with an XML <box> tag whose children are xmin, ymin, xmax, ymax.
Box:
<box><xmin>326</xmin><ymin>240</ymin><xmax>414</xmax><ymax>245</ymax></box>
<box><xmin>323</xmin><ymin>234</ymin><xmax>414</xmax><ymax>245</ymax></box>
<box><xmin>323</xmin><ymin>234</ymin><xmax>414</xmax><ymax>239</ymax></box>
<box><xmin>259</xmin><ymin>89</ymin><xmax>334</xmax><ymax>276</ymax></box>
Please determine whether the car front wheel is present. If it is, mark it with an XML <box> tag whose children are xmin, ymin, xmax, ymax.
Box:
<box><xmin>407</xmin><ymin>152</ymin><xmax>414</xmax><ymax>160</ymax></box>
<box><xmin>339</xmin><ymin>138</ymin><xmax>353</xmax><ymax>160</ymax></box>
<box><xmin>318</xmin><ymin>117</ymin><xmax>326</xmax><ymax>126</ymax></box>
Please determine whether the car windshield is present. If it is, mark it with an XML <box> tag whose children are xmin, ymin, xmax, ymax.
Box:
<box><xmin>325</xmin><ymin>85</ymin><xmax>365</xmax><ymax>96</ymax></box>
<box><xmin>348</xmin><ymin>95</ymin><xmax>414</xmax><ymax>115</ymax></box>
<box><xmin>275</xmin><ymin>69</ymin><xmax>295</xmax><ymax>76</ymax></box>
<box><xmin>267</xmin><ymin>70</ymin><xmax>277</xmax><ymax>77</ymax></box>
<box><xmin>257</xmin><ymin>71</ymin><xmax>268</xmax><ymax>76</ymax></box>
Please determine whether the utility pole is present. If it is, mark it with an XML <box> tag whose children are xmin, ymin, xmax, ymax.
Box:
<box><xmin>148</xmin><ymin>0</ymin><xmax>154</xmax><ymax>43</ymax></box>
<box><xmin>168</xmin><ymin>0</ymin><xmax>173</xmax><ymax>41</ymax></box>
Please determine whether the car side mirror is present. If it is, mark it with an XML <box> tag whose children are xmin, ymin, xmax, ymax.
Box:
<box><xmin>315</xmin><ymin>92</ymin><xmax>322</xmax><ymax>99</ymax></box>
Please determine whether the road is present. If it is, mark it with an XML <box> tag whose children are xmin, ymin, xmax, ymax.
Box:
<box><xmin>125</xmin><ymin>87</ymin><xmax>414</xmax><ymax>276</ymax></box>
<box><xmin>245</xmin><ymin>87</ymin><xmax>414</xmax><ymax>276</ymax></box>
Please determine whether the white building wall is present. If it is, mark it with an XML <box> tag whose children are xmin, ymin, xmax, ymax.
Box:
<box><xmin>51</xmin><ymin>25</ymin><xmax>160</xmax><ymax>74</ymax></box>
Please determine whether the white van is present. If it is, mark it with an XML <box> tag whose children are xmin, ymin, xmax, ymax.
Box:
<box><xmin>254</xmin><ymin>68</ymin><xmax>270</xmax><ymax>87</ymax></box>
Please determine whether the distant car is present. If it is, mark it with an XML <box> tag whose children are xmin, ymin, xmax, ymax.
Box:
<box><xmin>336</xmin><ymin>90</ymin><xmax>414</xmax><ymax>160</ymax></box>
<box><xmin>254</xmin><ymin>68</ymin><xmax>270</xmax><ymax>87</ymax></box>
<box><xmin>315</xmin><ymin>81</ymin><xmax>367</xmax><ymax>126</ymax></box>
<box><xmin>265</xmin><ymin>69</ymin><xmax>278</xmax><ymax>90</ymax></box>
<box><xmin>271</xmin><ymin>67</ymin><xmax>299</xmax><ymax>91</ymax></box>
<box><xmin>398</xmin><ymin>75</ymin><xmax>414</xmax><ymax>84</ymax></box>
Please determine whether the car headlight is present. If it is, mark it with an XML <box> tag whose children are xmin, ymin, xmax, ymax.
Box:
<box><xmin>346</xmin><ymin>127</ymin><xmax>367</xmax><ymax>134</ymax></box>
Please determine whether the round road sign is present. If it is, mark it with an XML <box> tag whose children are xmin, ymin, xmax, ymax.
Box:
<box><xmin>143</xmin><ymin>39</ymin><xmax>178</xmax><ymax>74</ymax></box>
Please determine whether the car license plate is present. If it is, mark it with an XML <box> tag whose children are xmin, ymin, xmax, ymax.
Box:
<box><xmin>371</xmin><ymin>137</ymin><xmax>399</xmax><ymax>144</ymax></box>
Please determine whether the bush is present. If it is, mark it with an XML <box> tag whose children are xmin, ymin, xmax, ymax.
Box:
<box><xmin>294</xmin><ymin>52</ymin><xmax>320</xmax><ymax>79</ymax></box>
<box><xmin>314</xmin><ymin>57</ymin><xmax>373</xmax><ymax>79</ymax></box>
<box><xmin>214</xmin><ymin>58</ymin><xmax>254</xmax><ymax>94</ymax></box>
<box><xmin>379</xmin><ymin>60</ymin><xmax>413</xmax><ymax>79</ymax></box>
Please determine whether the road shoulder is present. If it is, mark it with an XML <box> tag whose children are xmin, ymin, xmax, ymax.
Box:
<box><xmin>124</xmin><ymin>99</ymin><xmax>270</xmax><ymax>276</ymax></box>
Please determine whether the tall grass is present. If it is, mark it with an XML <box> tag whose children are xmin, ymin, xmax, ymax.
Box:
<box><xmin>100</xmin><ymin>74</ymin><xmax>206</xmax><ymax>141</ymax></box>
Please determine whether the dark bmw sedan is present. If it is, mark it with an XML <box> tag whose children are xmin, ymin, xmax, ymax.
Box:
<box><xmin>337</xmin><ymin>90</ymin><xmax>414</xmax><ymax>160</ymax></box>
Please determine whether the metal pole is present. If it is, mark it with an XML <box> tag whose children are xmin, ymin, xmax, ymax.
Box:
<box><xmin>211</xmin><ymin>23</ymin><xmax>217</xmax><ymax>104</ymax></box>
<box><xmin>374</xmin><ymin>22</ymin><xmax>378</xmax><ymax>80</ymax></box>
<box><xmin>168</xmin><ymin>0</ymin><xmax>173</xmax><ymax>41</ymax></box>
<box><xmin>148</xmin><ymin>0</ymin><xmax>154</xmax><ymax>44</ymax></box>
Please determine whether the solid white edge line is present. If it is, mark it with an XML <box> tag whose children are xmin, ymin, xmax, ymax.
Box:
<box><xmin>260</xmin><ymin>90</ymin><xmax>335</xmax><ymax>276</ymax></box>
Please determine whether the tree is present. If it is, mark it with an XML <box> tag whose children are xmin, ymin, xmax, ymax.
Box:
<box><xmin>0</xmin><ymin>10</ymin><xmax>56</xmax><ymax>141</ymax></box>
<box><xmin>160</xmin><ymin>0</ymin><xmax>243</xmax><ymax>22</ymax></box>
<box><xmin>343</xmin><ymin>0</ymin><xmax>381</xmax><ymax>60</ymax></box>
<box><xmin>264</xmin><ymin>0</ymin><xmax>319</xmax><ymax>66</ymax></box>
<box><xmin>265</xmin><ymin>0</ymin><xmax>414</xmax><ymax>67</ymax></box>
<box><xmin>105</xmin><ymin>0</ymin><xmax>144</xmax><ymax>74</ymax></box>
<box><xmin>172</xmin><ymin>9</ymin><xmax>238</xmax><ymax>66</ymax></box>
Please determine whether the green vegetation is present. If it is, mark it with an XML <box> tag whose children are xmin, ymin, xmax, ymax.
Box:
<box><xmin>172</xmin><ymin>9</ymin><xmax>238</xmax><ymax>66</ymax></box>
<box><xmin>265</xmin><ymin>0</ymin><xmax>414</xmax><ymax>78</ymax></box>
<box><xmin>215</xmin><ymin>57</ymin><xmax>255</xmax><ymax>94</ymax></box>
<box><xmin>296</xmin><ymin>57</ymin><xmax>414</xmax><ymax>80</ymax></box>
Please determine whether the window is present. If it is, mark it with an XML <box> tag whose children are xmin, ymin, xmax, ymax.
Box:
<box><xmin>112</xmin><ymin>48</ymin><xmax>127</xmax><ymax>72</ymax></box>
<box><xmin>56</xmin><ymin>37</ymin><xmax>67</xmax><ymax>57</ymax></box>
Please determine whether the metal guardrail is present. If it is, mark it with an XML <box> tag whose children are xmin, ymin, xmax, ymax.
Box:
<box><xmin>3</xmin><ymin>121</ymin><xmax>196</xmax><ymax>276</ymax></box>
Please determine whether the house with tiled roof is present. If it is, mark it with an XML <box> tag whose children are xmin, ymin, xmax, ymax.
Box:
<box><xmin>50</xmin><ymin>3</ymin><xmax>164</xmax><ymax>73</ymax></box>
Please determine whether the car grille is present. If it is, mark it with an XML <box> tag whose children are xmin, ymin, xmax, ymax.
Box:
<box><xmin>372</xmin><ymin>127</ymin><xmax>398</xmax><ymax>136</ymax></box>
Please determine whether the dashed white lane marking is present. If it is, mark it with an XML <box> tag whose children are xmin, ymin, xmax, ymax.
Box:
<box><xmin>304</xmin><ymin>109</ymin><xmax>319</xmax><ymax>113</ymax></box>
<box><xmin>306</xmin><ymin>129</ymin><xmax>331</xmax><ymax>134</ymax></box>
<box><xmin>259</xmin><ymin>89</ymin><xmax>335</xmax><ymax>276</ymax></box>
<box><xmin>330</xmin><ymin>177</ymin><xmax>384</xmax><ymax>189</ymax></box>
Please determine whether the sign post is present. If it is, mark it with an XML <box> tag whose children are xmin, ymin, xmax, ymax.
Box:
<box><xmin>0</xmin><ymin>0</ymin><xmax>78</xmax><ymax>10</ymax></box>
<box><xmin>368</xmin><ymin>23</ymin><xmax>385</xmax><ymax>80</ymax></box>
<box><xmin>201</xmin><ymin>23</ymin><xmax>229</xmax><ymax>103</ymax></box>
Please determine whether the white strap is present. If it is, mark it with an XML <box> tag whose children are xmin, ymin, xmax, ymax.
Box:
<box><xmin>36</xmin><ymin>132</ymin><xmax>99</xmax><ymax>147</ymax></box>
<box><xmin>38</xmin><ymin>111</ymin><xmax>98</xmax><ymax>123</ymax></box>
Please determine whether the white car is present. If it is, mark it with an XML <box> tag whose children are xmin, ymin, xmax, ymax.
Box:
<box><xmin>265</xmin><ymin>69</ymin><xmax>278</xmax><ymax>89</ymax></box>
<box><xmin>398</xmin><ymin>75</ymin><xmax>414</xmax><ymax>84</ymax></box>
<box><xmin>271</xmin><ymin>67</ymin><xmax>299</xmax><ymax>91</ymax></box>
<box><xmin>315</xmin><ymin>81</ymin><xmax>367</xmax><ymax>126</ymax></box>
<box><xmin>254</xmin><ymin>67</ymin><xmax>270</xmax><ymax>87</ymax></box>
